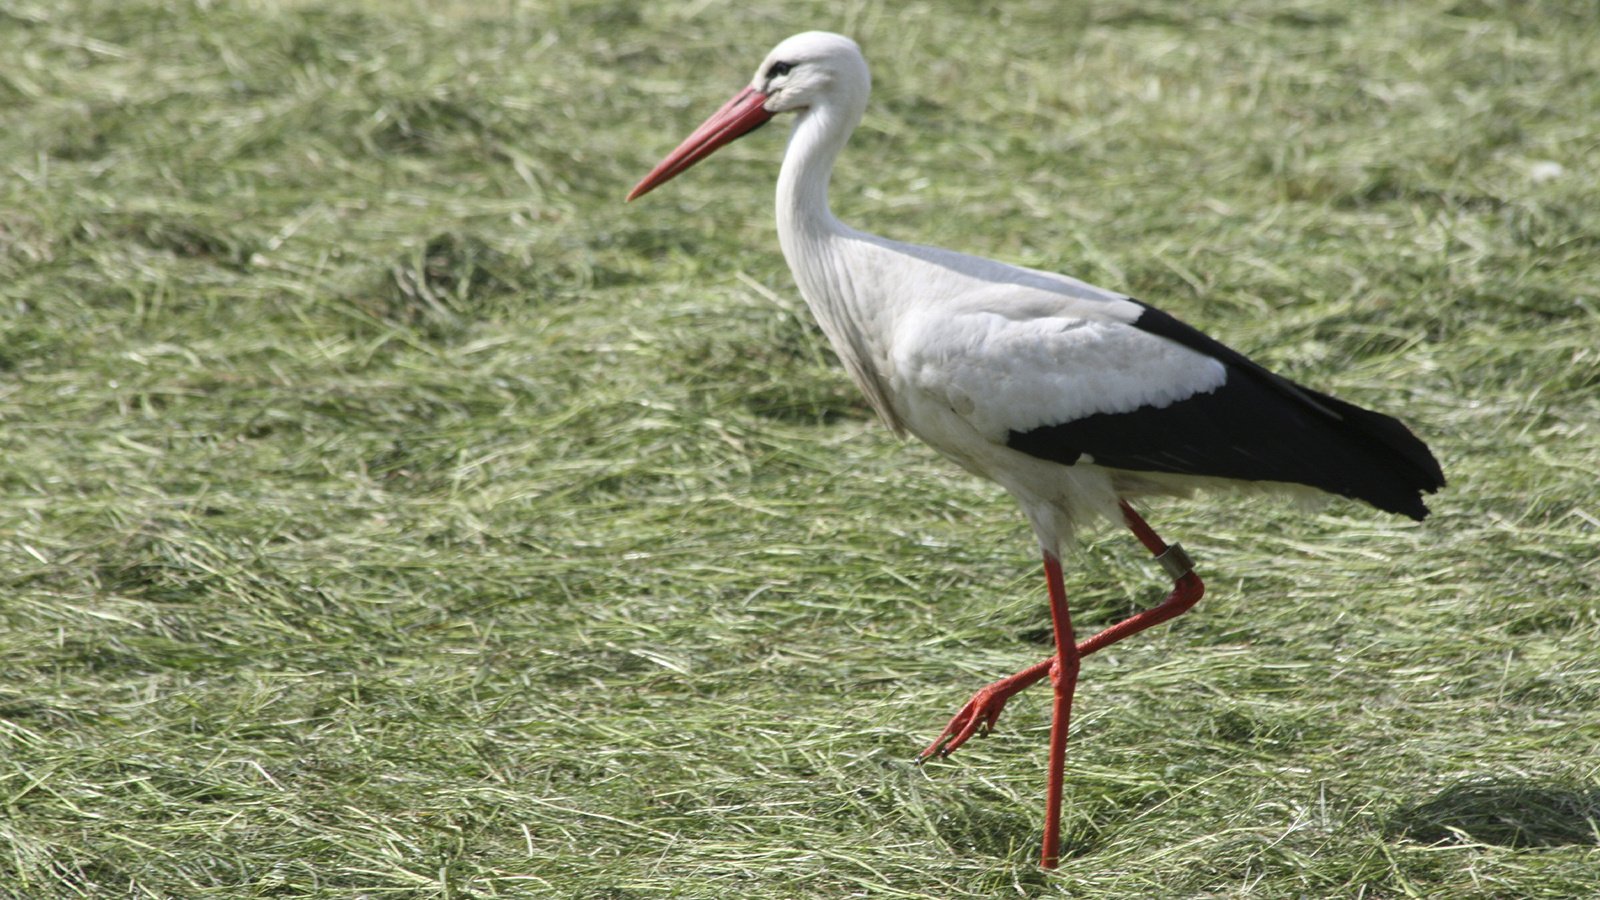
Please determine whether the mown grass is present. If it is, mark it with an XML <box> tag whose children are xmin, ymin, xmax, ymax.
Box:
<box><xmin>2</xmin><ymin>0</ymin><xmax>1597</xmax><ymax>896</ymax></box>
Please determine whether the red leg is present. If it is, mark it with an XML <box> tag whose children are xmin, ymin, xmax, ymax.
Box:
<box><xmin>919</xmin><ymin>502</ymin><xmax>1205</xmax><ymax>761</ymax></box>
<box><xmin>1078</xmin><ymin>502</ymin><xmax>1205</xmax><ymax>656</ymax></box>
<box><xmin>1040</xmin><ymin>551</ymin><xmax>1079</xmax><ymax>869</ymax></box>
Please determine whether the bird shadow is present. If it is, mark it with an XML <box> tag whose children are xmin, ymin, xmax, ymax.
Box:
<box><xmin>1388</xmin><ymin>778</ymin><xmax>1600</xmax><ymax>849</ymax></box>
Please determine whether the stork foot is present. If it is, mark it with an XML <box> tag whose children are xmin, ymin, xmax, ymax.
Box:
<box><xmin>920</xmin><ymin>503</ymin><xmax>1204</xmax><ymax>765</ymax></box>
<box><xmin>917</xmin><ymin>657</ymin><xmax>1054</xmax><ymax>761</ymax></box>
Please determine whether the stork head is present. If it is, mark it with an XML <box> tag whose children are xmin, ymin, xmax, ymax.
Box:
<box><xmin>627</xmin><ymin>31</ymin><xmax>870</xmax><ymax>201</ymax></box>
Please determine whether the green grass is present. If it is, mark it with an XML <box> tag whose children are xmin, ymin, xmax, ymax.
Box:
<box><xmin>3</xmin><ymin>0</ymin><xmax>1598</xmax><ymax>896</ymax></box>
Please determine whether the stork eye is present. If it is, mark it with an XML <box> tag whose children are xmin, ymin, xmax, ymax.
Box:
<box><xmin>767</xmin><ymin>61</ymin><xmax>794</xmax><ymax>78</ymax></box>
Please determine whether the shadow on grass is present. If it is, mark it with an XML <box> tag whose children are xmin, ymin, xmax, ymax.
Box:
<box><xmin>1391</xmin><ymin>779</ymin><xmax>1600</xmax><ymax>848</ymax></box>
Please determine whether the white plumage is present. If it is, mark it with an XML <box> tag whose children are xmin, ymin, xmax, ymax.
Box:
<box><xmin>746</xmin><ymin>34</ymin><xmax>1243</xmax><ymax>541</ymax></box>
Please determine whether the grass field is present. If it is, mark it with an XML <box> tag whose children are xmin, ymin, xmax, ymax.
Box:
<box><xmin>3</xmin><ymin>0</ymin><xmax>1598</xmax><ymax>896</ymax></box>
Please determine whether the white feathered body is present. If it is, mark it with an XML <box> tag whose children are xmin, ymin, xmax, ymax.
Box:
<box><xmin>782</xmin><ymin>220</ymin><xmax>1240</xmax><ymax>548</ymax></box>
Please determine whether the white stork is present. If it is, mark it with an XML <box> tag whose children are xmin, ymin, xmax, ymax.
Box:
<box><xmin>627</xmin><ymin>31</ymin><xmax>1444</xmax><ymax>869</ymax></box>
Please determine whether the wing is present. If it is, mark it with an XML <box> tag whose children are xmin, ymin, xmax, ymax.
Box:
<box><xmin>899</xmin><ymin>298</ymin><xmax>1445</xmax><ymax>520</ymax></box>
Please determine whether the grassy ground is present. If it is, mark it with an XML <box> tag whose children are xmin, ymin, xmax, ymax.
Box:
<box><xmin>3</xmin><ymin>0</ymin><xmax>1597</xmax><ymax>896</ymax></box>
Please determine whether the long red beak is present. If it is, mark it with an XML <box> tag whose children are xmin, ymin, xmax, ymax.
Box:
<box><xmin>627</xmin><ymin>87</ymin><xmax>773</xmax><ymax>201</ymax></box>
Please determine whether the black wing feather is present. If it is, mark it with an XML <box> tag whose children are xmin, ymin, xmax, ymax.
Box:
<box><xmin>1006</xmin><ymin>300</ymin><xmax>1446</xmax><ymax>520</ymax></box>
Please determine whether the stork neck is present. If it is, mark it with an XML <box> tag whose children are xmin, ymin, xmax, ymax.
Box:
<box><xmin>776</xmin><ymin>103</ymin><xmax>856</xmax><ymax>242</ymax></box>
<box><xmin>771</xmin><ymin>98</ymin><xmax>906</xmax><ymax>435</ymax></box>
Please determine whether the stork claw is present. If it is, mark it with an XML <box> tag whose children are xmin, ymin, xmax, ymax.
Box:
<box><xmin>918</xmin><ymin>687</ymin><xmax>1010</xmax><ymax>760</ymax></box>
<box><xmin>917</xmin><ymin>658</ymin><xmax>1056</xmax><ymax>761</ymax></box>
